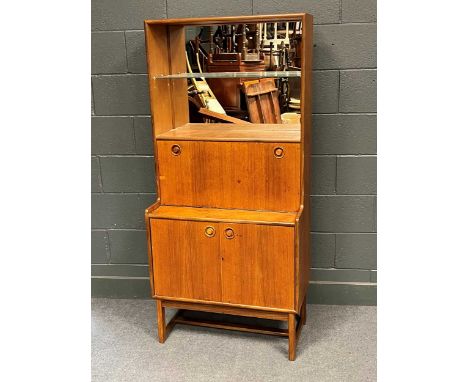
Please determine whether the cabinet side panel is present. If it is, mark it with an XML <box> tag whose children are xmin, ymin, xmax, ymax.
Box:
<box><xmin>297</xmin><ymin>15</ymin><xmax>313</xmax><ymax>308</ymax></box>
<box><xmin>150</xmin><ymin>219</ymin><xmax>222</xmax><ymax>301</ymax></box>
<box><xmin>157</xmin><ymin>141</ymin><xmax>301</xmax><ymax>211</ymax></box>
<box><xmin>301</xmin><ymin>14</ymin><xmax>314</xmax><ymax>202</ymax></box>
<box><xmin>296</xmin><ymin>205</ymin><xmax>310</xmax><ymax>310</ymax></box>
<box><xmin>144</xmin><ymin>24</ymin><xmax>174</xmax><ymax>135</ymax></box>
<box><xmin>145</xmin><ymin>202</ymin><xmax>160</xmax><ymax>296</ymax></box>
<box><xmin>221</xmin><ymin>223</ymin><xmax>295</xmax><ymax>310</ymax></box>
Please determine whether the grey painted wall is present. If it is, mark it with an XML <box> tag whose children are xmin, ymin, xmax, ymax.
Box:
<box><xmin>91</xmin><ymin>0</ymin><xmax>377</xmax><ymax>305</ymax></box>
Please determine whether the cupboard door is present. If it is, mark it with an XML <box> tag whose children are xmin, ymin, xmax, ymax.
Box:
<box><xmin>157</xmin><ymin>141</ymin><xmax>300</xmax><ymax>211</ymax></box>
<box><xmin>220</xmin><ymin>223</ymin><xmax>295</xmax><ymax>310</ymax></box>
<box><xmin>150</xmin><ymin>219</ymin><xmax>221</xmax><ymax>302</ymax></box>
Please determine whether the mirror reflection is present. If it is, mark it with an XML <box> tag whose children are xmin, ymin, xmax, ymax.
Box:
<box><xmin>184</xmin><ymin>21</ymin><xmax>302</xmax><ymax>124</ymax></box>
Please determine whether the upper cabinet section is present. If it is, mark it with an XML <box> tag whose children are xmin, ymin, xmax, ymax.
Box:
<box><xmin>144</xmin><ymin>14</ymin><xmax>313</xmax><ymax>139</ymax></box>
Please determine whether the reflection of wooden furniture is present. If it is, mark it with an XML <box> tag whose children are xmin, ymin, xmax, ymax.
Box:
<box><xmin>144</xmin><ymin>13</ymin><xmax>313</xmax><ymax>361</ymax></box>
<box><xmin>186</xmin><ymin>53</ymin><xmax>226</xmax><ymax>115</ymax></box>
<box><xmin>243</xmin><ymin>78</ymin><xmax>282</xmax><ymax>123</ymax></box>
<box><xmin>206</xmin><ymin>53</ymin><xmax>265</xmax><ymax>117</ymax></box>
<box><xmin>198</xmin><ymin>108</ymin><xmax>251</xmax><ymax>124</ymax></box>
<box><xmin>281</xmin><ymin>112</ymin><xmax>301</xmax><ymax>124</ymax></box>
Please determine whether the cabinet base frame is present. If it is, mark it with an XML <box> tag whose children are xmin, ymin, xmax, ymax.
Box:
<box><xmin>155</xmin><ymin>296</ymin><xmax>307</xmax><ymax>361</ymax></box>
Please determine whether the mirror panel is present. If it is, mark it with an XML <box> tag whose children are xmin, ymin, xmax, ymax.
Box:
<box><xmin>183</xmin><ymin>21</ymin><xmax>302</xmax><ymax>124</ymax></box>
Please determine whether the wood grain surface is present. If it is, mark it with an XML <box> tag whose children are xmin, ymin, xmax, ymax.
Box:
<box><xmin>145</xmin><ymin>14</ymin><xmax>306</xmax><ymax>26</ymax></box>
<box><xmin>151</xmin><ymin>219</ymin><xmax>222</xmax><ymax>302</ymax></box>
<box><xmin>157</xmin><ymin>140</ymin><xmax>301</xmax><ymax>211</ymax></box>
<box><xmin>156</xmin><ymin>123</ymin><xmax>300</xmax><ymax>142</ymax></box>
<box><xmin>148</xmin><ymin>205</ymin><xmax>297</xmax><ymax>226</ymax></box>
<box><xmin>220</xmin><ymin>223</ymin><xmax>295</xmax><ymax>309</ymax></box>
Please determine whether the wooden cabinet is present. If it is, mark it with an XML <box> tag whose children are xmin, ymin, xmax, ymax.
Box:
<box><xmin>150</xmin><ymin>218</ymin><xmax>295</xmax><ymax>309</ymax></box>
<box><xmin>143</xmin><ymin>13</ymin><xmax>313</xmax><ymax>361</ymax></box>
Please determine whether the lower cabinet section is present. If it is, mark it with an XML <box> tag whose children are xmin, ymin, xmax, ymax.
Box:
<box><xmin>150</xmin><ymin>217</ymin><xmax>295</xmax><ymax>310</ymax></box>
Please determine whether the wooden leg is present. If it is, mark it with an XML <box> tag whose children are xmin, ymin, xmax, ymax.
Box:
<box><xmin>156</xmin><ymin>300</ymin><xmax>166</xmax><ymax>343</ymax></box>
<box><xmin>288</xmin><ymin>313</ymin><xmax>296</xmax><ymax>361</ymax></box>
<box><xmin>301</xmin><ymin>297</ymin><xmax>307</xmax><ymax>325</ymax></box>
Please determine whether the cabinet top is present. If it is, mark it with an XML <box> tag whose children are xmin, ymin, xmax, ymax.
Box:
<box><xmin>148</xmin><ymin>205</ymin><xmax>298</xmax><ymax>226</ymax></box>
<box><xmin>145</xmin><ymin>13</ymin><xmax>312</xmax><ymax>26</ymax></box>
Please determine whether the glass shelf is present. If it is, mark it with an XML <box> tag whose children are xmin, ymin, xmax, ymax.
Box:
<box><xmin>152</xmin><ymin>71</ymin><xmax>301</xmax><ymax>80</ymax></box>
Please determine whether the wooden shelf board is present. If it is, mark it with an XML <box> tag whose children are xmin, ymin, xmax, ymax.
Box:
<box><xmin>156</xmin><ymin>123</ymin><xmax>301</xmax><ymax>142</ymax></box>
<box><xmin>145</xmin><ymin>14</ymin><xmax>306</xmax><ymax>26</ymax></box>
<box><xmin>148</xmin><ymin>205</ymin><xmax>298</xmax><ymax>226</ymax></box>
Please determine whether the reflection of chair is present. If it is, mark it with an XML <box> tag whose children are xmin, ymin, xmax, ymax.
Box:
<box><xmin>243</xmin><ymin>79</ymin><xmax>282</xmax><ymax>124</ymax></box>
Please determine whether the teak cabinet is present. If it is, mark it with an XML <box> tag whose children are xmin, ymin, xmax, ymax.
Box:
<box><xmin>144</xmin><ymin>14</ymin><xmax>313</xmax><ymax>361</ymax></box>
<box><xmin>151</xmin><ymin>218</ymin><xmax>295</xmax><ymax>309</ymax></box>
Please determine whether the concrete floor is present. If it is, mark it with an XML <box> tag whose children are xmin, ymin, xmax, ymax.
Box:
<box><xmin>92</xmin><ymin>299</ymin><xmax>376</xmax><ymax>381</ymax></box>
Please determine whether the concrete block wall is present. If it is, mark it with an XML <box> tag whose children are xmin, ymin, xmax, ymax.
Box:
<box><xmin>91</xmin><ymin>0</ymin><xmax>377</xmax><ymax>305</ymax></box>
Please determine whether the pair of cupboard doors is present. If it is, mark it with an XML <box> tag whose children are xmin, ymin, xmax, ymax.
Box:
<box><xmin>150</xmin><ymin>218</ymin><xmax>295</xmax><ymax>310</ymax></box>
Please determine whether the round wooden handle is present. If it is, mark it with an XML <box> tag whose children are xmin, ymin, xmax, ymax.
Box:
<box><xmin>204</xmin><ymin>226</ymin><xmax>216</xmax><ymax>238</ymax></box>
<box><xmin>224</xmin><ymin>228</ymin><xmax>235</xmax><ymax>239</ymax></box>
<box><xmin>274</xmin><ymin>147</ymin><xmax>284</xmax><ymax>158</ymax></box>
<box><xmin>171</xmin><ymin>144</ymin><xmax>181</xmax><ymax>156</ymax></box>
